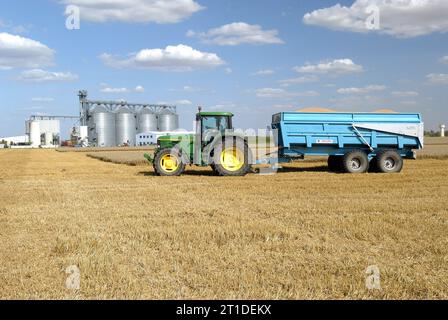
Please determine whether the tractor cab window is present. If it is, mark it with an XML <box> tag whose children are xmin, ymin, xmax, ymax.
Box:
<box><xmin>202</xmin><ymin>116</ymin><xmax>231</xmax><ymax>133</ymax></box>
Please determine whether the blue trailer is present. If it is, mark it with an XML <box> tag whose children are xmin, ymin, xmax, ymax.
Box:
<box><xmin>270</xmin><ymin>112</ymin><xmax>424</xmax><ymax>173</ymax></box>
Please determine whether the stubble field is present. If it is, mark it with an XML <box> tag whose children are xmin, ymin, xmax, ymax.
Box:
<box><xmin>0</xmin><ymin>148</ymin><xmax>447</xmax><ymax>299</ymax></box>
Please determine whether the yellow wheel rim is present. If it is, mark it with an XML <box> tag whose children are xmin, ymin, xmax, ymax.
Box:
<box><xmin>221</xmin><ymin>147</ymin><xmax>244</xmax><ymax>172</ymax></box>
<box><xmin>160</xmin><ymin>154</ymin><xmax>179</xmax><ymax>173</ymax></box>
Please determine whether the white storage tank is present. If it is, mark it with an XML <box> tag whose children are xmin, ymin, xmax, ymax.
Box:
<box><xmin>29</xmin><ymin>121</ymin><xmax>41</xmax><ymax>147</ymax></box>
<box><xmin>137</xmin><ymin>108</ymin><xmax>158</xmax><ymax>133</ymax></box>
<box><xmin>116</xmin><ymin>106</ymin><xmax>137</xmax><ymax>146</ymax></box>
<box><xmin>158</xmin><ymin>109</ymin><xmax>179</xmax><ymax>131</ymax></box>
<box><xmin>90</xmin><ymin>105</ymin><xmax>116</xmax><ymax>147</ymax></box>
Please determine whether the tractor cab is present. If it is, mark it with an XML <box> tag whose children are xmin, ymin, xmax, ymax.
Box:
<box><xmin>196</xmin><ymin>111</ymin><xmax>234</xmax><ymax>145</ymax></box>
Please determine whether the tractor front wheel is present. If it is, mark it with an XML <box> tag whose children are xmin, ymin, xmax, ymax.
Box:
<box><xmin>153</xmin><ymin>148</ymin><xmax>186</xmax><ymax>176</ymax></box>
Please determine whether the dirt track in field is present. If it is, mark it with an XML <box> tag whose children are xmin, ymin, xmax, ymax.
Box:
<box><xmin>0</xmin><ymin>149</ymin><xmax>447</xmax><ymax>299</ymax></box>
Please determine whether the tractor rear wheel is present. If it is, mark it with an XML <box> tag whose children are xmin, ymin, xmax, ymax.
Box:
<box><xmin>213</xmin><ymin>138</ymin><xmax>251</xmax><ymax>176</ymax></box>
<box><xmin>153</xmin><ymin>148</ymin><xmax>186</xmax><ymax>176</ymax></box>
<box><xmin>375</xmin><ymin>150</ymin><xmax>403</xmax><ymax>173</ymax></box>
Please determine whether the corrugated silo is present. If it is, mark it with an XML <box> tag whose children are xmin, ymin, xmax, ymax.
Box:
<box><xmin>90</xmin><ymin>105</ymin><xmax>116</xmax><ymax>147</ymax></box>
<box><xmin>158</xmin><ymin>109</ymin><xmax>179</xmax><ymax>131</ymax></box>
<box><xmin>137</xmin><ymin>108</ymin><xmax>158</xmax><ymax>133</ymax></box>
<box><xmin>116</xmin><ymin>106</ymin><xmax>137</xmax><ymax>146</ymax></box>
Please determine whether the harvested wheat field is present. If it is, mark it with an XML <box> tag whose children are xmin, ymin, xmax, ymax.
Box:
<box><xmin>0</xmin><ymin>149</ymin><xmax>447</xmax><ymax>300</ymax></box>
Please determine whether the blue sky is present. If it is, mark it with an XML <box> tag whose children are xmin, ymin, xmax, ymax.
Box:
<box><xmin>1</xmin><ymin>0</ymin><xmax>447</xmax><ymax>138</ymax></box>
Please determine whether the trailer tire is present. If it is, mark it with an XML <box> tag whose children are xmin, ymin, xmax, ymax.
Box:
<box><xmin>328</xmin><ymin>156</ymin><xmax>342</xmax><ymax>172</ymax></box>
<box><xmin>342</xmin><ymin>150</ymin><xmax>369</xmax><ymax>174</ymax></box>
<box><xmin>212</xmin><ymin>137</ymin><xmax>251</xmax><ymax>177</ymax></box>
<box><xmin>375</xmin><ymin>150</ymin><xmax>403</xmax><ymax>173</ymax></box>
<box><xmin>153</xmin><ymin>148</ymin><xmax>186</xmax><ymax>176</ymax></box>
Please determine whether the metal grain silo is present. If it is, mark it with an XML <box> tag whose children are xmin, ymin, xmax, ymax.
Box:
<box><xmin>137</xmin><ymin>108</ymin><xmax>158</xmax><ymax>133</ymax></box>
<box><xmin>116</xmin><ymin>106</ymin><xmax>137</xmax><ymax>146</ymax></box>
<box><xmin>158</xmin><ymin>110</ymin><xmax>179</xmax><ymax>131</ymax></box>
<box><xmin>90</xmin><ymin>105</ymin><xmax>116</xmax><ymax>147</ymax></box>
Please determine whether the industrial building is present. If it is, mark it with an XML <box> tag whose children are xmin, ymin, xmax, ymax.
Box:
<box><xmin>26</xmin><ymin>117</ymin><xmax>61</xmax><ymax>147</ymax></box>
<box><xmin>1</xmin><ymin>91</ymin><xmax>182</xmax><ymax>149</ymax></box>
<box><xmin>79</xmin><ymin>91</ymin><xmax>180</xmax><ymax>147</ymax></box>
<box><xmin>0</xmin><ymin>135</ymin><xmax>29</xmax><ymax>145</ymax></box>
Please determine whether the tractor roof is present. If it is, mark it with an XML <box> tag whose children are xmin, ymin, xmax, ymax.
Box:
<box><xmin>198</xmin><ymin>112</ymin><xmax>234</xmax><ymax>117</ymax></box>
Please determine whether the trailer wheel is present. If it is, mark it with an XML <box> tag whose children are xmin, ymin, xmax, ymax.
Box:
<box><xmin>375</xmin><ymin>150</ymin><xmax>403</xmax><ymax>173</ymax></box>
<box><xmin>342</xmin><ymin>150</ymin><xmax>369</xmax><ymax>174</ymax></box>
<box><xmin>153</xmin><ymin>148</ymin><xmax>186</xmax><ymax>176</ymax></box>
<box><xmin>213</xmin><ymin>137</ymin><xmax>251</xmax><ymax>176</ymax></box>
<box><xmin>328</xmin><ymin>156</ymin><xmax>342</xmax><ymax>172</ymax></box>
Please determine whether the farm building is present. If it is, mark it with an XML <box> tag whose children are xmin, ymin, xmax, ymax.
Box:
<box><xmin>0</xmin><ymin>135</ymin><xmax>29</xmax><ymax>145</ymax></box>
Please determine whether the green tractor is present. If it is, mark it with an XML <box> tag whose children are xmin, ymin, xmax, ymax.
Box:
<box><xmin>145</xmin><ymin>110</ymin><xmax>252</xmax><ymax>177</ymax></box>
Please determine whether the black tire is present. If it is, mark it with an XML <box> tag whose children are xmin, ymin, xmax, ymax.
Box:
<box><xmin>212</xmin><ymin>137</ymin><xmax>251</xmax><ymax>176</ymax></box>
<box><xmin>153</xmin><ymin>148</ymin><xmax>186</xmax><ymax>176</ymax></box>
<box><xmin>375</xmin><ymin>150</ymin><xmax>403</xmax><ymax>173</ymax></box>
<box><xmin>210</xmin><ymin>164</ymin><xmax>220</xmax><ymax>176</ymax></box>
<box><xmin>328</xmin><ymin>156</ymin><xmax>342</xmax><ymax>172</ymax></box>
<box><xmin>342</xmin><ymin>150</ymin><xmax>369</xmax><ymax>174</ymax></box>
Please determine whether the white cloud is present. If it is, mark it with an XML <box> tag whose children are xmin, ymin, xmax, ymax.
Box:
<box><xmin>253</xmin><ymin>69</ymin><xmax>275</xmax><ymax>76</ymax></box>
<box><xmin>440</xmin><ymin>56</ymin><xmax>448</xmax><ymax>65</ymax></box>
<box><xmin>182</xmin><ymin>85</ymin><xmax>202</xmax><ymax>92</ymax></box>
<box><xmin>101</xmin><ymin>44</ymin><xmax>225</xmax><ymax>72</ymax></box>
<box><xmin>31</xmin><ymin>97</ymin><xmax>55</xmax><ymax>102</ymax></box>
<box><xmin>330</xmin><ymin>95</ymin><xmax>388</xmax><ymax>110</ymax></box>
<box><xmin>209</xmin><ymin>102</ymin><xmax>237</xmax><ymax>110</ymax></box>
<box><xmin>391</xmin><ymin>91</ymin><xmax>419</xmax><ymax>97</ymax></box>
<box><xmin>278</xmin><ymin>75</ymin><xmax>319</xmax><ymax>86</ymax></box>
<box><xmin>295</xmin><ymin>59</ymin><xmax>363</xmax><ymax>75</ymax></box>
<box><xmin>170</xmin><ymin>85</ymin><xmax>207</xmax><ymax>93</ymax></box>
<box><xmin>157</xmin><ymin>99</ymin><xmax>193</xmax><ymax>106</ymax></box>
<box><xmin>61</xmin><ymin>0</ymin><xmax>204</xmax><ymax>24</ymax></box>
<box><xmin>427</xmin><ymin>73</ymin><xmax>448</xmax><ymax>85</ymax></box>
<box><xmin>18</xmin><ymin>69</ymin><xmax>78</xmax><ymax>82</ymax></box>
<box><xmin>303</xmin><ymin>0</ymin><xmax>448</xmax><ymax>38</ymax></box>
<box><xmin>255</xmin><ymin>88</ymin><xmax>290</xmax><ymax>98</ymax></box>
<box><xmin>337</xmin><ymin>85</ymin><xmax>386</xmax><ymax>94</ymax></box>
<box><xmin>175</xmin><ymin>99</ymin><xmax>192</xmax><ymax>105</ymax></box>
<box><xmin>101</xmin><ymin>87</ymin><xmax>130</xmax><ymax>93</ymax></box>
<box><xmin>134</xmin><ymin>85</ymin><xmax>145</xmax><ymax>93</ymax></box>
<box><xmin>224</xmin><ymin>67</ymin><xmax>233</xmax><ymax>74</ymax></box>
<box><xmin>100</xmin><ymin>85</ymin><xmax>146</xmax><ymax>93</ymax></box>
<box><xmin>0</xmin><ymin>32</ymin><xmax>54</xmax><ymax>69</ymax></box>
<box><xmin>188</xmin><ymin>22</ymin><xmax>284</xmax><ymax>46</ymax></box>
<box><xmin>255</xmin><ymin>88</ymin><xmax>319</xmax><ymax>98</ymax></box>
